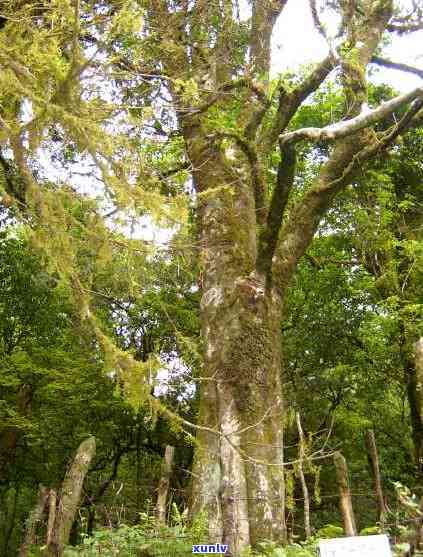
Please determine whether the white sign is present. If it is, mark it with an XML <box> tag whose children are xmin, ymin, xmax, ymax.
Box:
<box><xmin>319</xmin><ymin>535</ymin><xmax>392</xmax><ymax>557</ymax></box>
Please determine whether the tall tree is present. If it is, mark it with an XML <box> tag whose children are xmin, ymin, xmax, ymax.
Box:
<box><xmin>0</xmin><ymin>1</ymin><xmax>422</xmax><ymax>553</ymax></box>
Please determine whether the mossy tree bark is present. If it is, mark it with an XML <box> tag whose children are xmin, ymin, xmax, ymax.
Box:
<box><xmin>3</xmin><ymin>0</ymin><xmax>421</xmax><ymax>554</ymax></box>
<box><xmin>141</xmin><ymin>1</ymin><xmax>420</xmax><ymax>553</ymax></box>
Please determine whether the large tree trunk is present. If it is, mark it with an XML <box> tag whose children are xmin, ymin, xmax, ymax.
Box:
<box><xmin>47</xmin><ymin>436</ymin><xmax>96</xmax><ymax>556</ymax></box>
<box><xmin>173</xmin><ymin>4</ymin><xmax>394</xmax><ymax>553</ymax></box>
<box><xmin>187</xmin><ymin>139</ymin><xmax>285</xmax><ymax>554</ymax></box>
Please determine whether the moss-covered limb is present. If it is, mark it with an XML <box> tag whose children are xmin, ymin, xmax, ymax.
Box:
<box><xmin>256</xmin><ymin>144</ymin><xmax>296</xmax><ymax>281</ymax></box>
<box><xmin>333</xmin><ymin>451</ymin><xmax>357</xmax><ymax>537</ymax></box>
<box><xmin>279</xmin><ymin>86</ymin><xmax>423</xmax><ymax>147</ymax></box>
<box><xmin>340</xmin><ymin>0</ymin><xmax>393</xmax><ymax>116</ymax></box>
<box><xmin>47</xmin><ymin>437</ymin><xmax>96</xmax><ymax>557</ymax></box>
<box><xmin>250</xmin><ymin>0</ymin><xmax>288</xmax><ymax>78</ymax></box>
<box><xmin>19</xmin><ymin>485</ymin><xmax>49</xmax><ymax>557</ymax></box>
<box><xmin>261</xmin><ymin>54</ymin><xmax>337</xmax><ymax>153</ymax></box>
<box><xmin>208</xmin><ymin>131</ymin><xmax>267</xmax><ymax>227</ymax></box>
<box><xmin>271</xmin><ymin>138</ymin><xmax>362</xmax><ymax>294</ymax></box>
<box><xmin>270</xmin><ymin>2</ymin><xmax>400</xmax><ymax>297</ymax></box>
<box><xmin>272</xmin><ymin>93</ymin><xmax>423</xmax><ymax>258</ymax></box>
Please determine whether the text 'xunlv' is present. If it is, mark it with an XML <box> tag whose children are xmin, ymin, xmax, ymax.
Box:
<box><xmin>192</xmin><ymin>544</ymin><xmax>229</xmax><ymax>554</ymax></box>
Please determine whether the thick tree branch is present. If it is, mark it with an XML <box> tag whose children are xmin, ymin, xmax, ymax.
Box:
<box><xmin>250</xmin><ymin>0</ymin><xmax>289</xmax><ymax>77</ymax></box>
<box><xmin>256</xmin><ymin>144</ymin><xmax>296</xmax><ymax>278</ymax></box>
<box><xmin>210</xmin><ymin>131</ymin><xmax>267</xmax><ymax>225</ymax></box>
<box><xmin>262</xmin><ymin>54</ymin><xmax>337</xmax><ymax>152</ymax></box>
<box><xmin>245</xmin><ymin>1</ymin><xmax>290</xmax><ymax>146</ymax></box>
<box><xmin>279</xmin><ymin>86</ymin><xmax>423</xmax><ymax>146</ymax></box>
<box><xmin>271</xmin><ymin>95</ymin><xmax>423</xmax><ymax>294</ymax></box>
<box><xmin>371</xmin><ymin>56</ymin><xmax>423</xmax><ymax>79</ymax></box>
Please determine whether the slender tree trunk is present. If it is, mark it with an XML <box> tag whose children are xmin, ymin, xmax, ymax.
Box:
<box><xmin>186</xmin><ymin>138</ymin><xmax>286</xmax><ymax>554</ymax></box>
<box><xmin>46</xmin><ymin>489</ymin><xmax>57</xmax><ymax>547</ymax></box>
<box><xmin>333</xmin><ymin>451</ymin><xmax>357</xmax><ymax>536</ymax></box>
<box><xmin>19</xmin><ymin>485</ymin><xmax>48</xmax><ymax>557</ymax></box>
<box><xmin>156</xmin><ymin>445</ymin><xmax>175</xmax><ymax>525</ymax></box>
<box><xmin>296</xmin><ymin>413</ymin><xmax>311</xmax><ymax>539</ymax></box>
<box><xmin>364</xmin><ymin>429</ymin><xmax>386</xmax><ymax>523</ymax></box>
<box><xmin>47</xmin><ymin>437</ymin><xmax>96</xmax><ymax>556</ymax></box>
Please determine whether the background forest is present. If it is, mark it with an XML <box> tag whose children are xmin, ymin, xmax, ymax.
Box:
<box><xmin>0</xmin><ymin>0</ymin><xmax>422</xmax><ymax>556</ymax></box>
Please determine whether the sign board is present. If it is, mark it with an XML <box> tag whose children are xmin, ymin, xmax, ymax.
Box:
<box><xmin>319</xmin><ymin>535</ymin><xmax>392</xmax><ymax>557</ymax></box>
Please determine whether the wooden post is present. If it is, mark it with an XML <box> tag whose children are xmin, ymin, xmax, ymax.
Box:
<box><xmin>47</xmin><ymin>436</ymin><xmax>96</xmax><ymax>556</ymax></box>
<box><xmin>296</xmin><ymin>413</ymin><xmax>311</xmax><ymax>538</ymax></box>
<box><xmin>19</xmin><ymin>484</ymin><xmax>49</xmax><ymax>557</ymax></box>
<box><xmin>365</xmin><ymin>429</ymin><xmax>386</xmax><ymax>523</ymax></box>
<box><xmin>46</xmin><ymin>489</ymin><xmax>57</xmax><ymax>546</ymax></box>
<box><xmin>156</xmin><ymin>445</ymin><xmax>175</xmax><ymax>525</ymax></box>
<box><xmin>333</xmin><ymin>451</ymin><xmax>357</xmax><ymax>536</ymax></box>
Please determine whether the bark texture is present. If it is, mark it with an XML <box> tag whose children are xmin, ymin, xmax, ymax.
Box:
<box><xmin>333</xmin><ymin>451</ymin><xmax>357</xmax><ymax>536</ymax></box>
<box><xmin>47</xmin><ymin>437</ymin><xmax>96</xmax><ymax>556</ymax></box>
<box><xmin>187</xmin><ymin>140</ymin><xmax>286</xmax><ymax>550</ymax></box>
